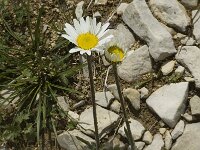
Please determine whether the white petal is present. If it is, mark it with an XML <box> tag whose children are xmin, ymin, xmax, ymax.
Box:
<box><xmin>73</xmin><ymin>19</ymin><xmax>81</xmax><ymax>34</ymax></box>
<box><xmin>95</xmin><ymin>22</ymin><xmax>102</xmax><ymax>34</ymax></box>
<box><xmin>97</xmin><ymin>23</ymin><xmax>110</xmax><ymax>38</ymax></box>
<box><xmin>61</xmin><ymin>34</ymin><xmax>77</xmax><ymax>45</ymax></box>
<box><xmin>69</xmin><ymin>47</ymin><xmax>82</xmax><ymax>53</ymax></box>
<box><xmin>80</xmin><ymin>17</ymin><xmax>88</xmax><ymax>33</ymax></box>
<box><xmin>86</xmin><ymin>50</ymin><xmax>92</xmax><ymax>55</ymax></box>
<box><xmin>64</xmin><ymin>23</ymin><xmax>78</xmax><ymax>36</ymax></box>
<box><xmin>93</xmin><ymin>47</ymin><xmax>103</xmax><ymax>52</ymax></box>
<box><xmin>98</xmin><ymin>35</ymin><xmax>113</xmax><ymax>45</ymax></box>
<box><xmin>91</xmin><ymin>18</ymin><xmax>97</xmax><ymax>34</ymax></box>
<box><xmin>80</xmin><ymin>50</ymin><xmax>86</xmax><ymax>55</ymax></box>
<box><xmin>85</xmin><ymin>16</ymin><xmax>91</xmax><ymax>32</ymax></box>
<box><xmin>98</xmin><ymin>29</ymin><xmax>109</xmax><ymax>39</ymax></box>
<box><xmin>90</xmin><ymin>17</ymin><xmax>97</xmax><ymax>34</ymax></box>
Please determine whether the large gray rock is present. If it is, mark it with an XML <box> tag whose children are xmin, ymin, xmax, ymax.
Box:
<box><xmin>144</xmin><ymin>134</ymin><xmax>164</xmax><ymax>150</ymax></box>
<box><xmin>123</xmin><ymin>88</ymin><xmax>141</xmax><ymax>111</ymax></box>
<box><xmin>118</xmin><ymin>118</ymin><xmax>145</xmax><ymax>140</ymax></box>
<box><xmin>122</xmin><ymin>0</ymin><xmax>176</xmax><ymax>61</ymax></box>
<box><xmin>176</xmin><ymin>46</ymin><xmax>200</xmax><ymax>88</ymax></box>
<box><xmin>95</xmin><ymin>91</ymin><xmax>114</xmax><ymax>107</ymax></box>
<box><xmin>171</xmin><ymin>123</ymin><xmax>200</xmax><ymax>150</ymax></box>
<box><xmin>193</xmin><ymin>10</ymin><xmax>200</xmax><ymax>44</ymax></box>
<box><xmin>180</xmin><ymin>0</ymin><xmax>199</xmax><ymax>9</ymax></box>
<box><xmin>107</xmin><ymin>84</ymin><xmax>119</xmax><ymax>100</ymax></box>
<box><xmin>171</xmin><ymin>120</ymin><xmax>185</xmax><ymax>140</ymax></box>
<box><xmin>106</xmin><ymin>24</ymin><xmax>135</xmax><ymax>51</ymax></box>
<box><xmin>117</xmin><ymin>3</ymin><xmax>129</xmax><ymax>15</ymax></box>
<box><xmin>79</xmin><ymin>105</ymin><xmax>120</xmax><ymax>137</ymax></box>
<box><xmin>190</xmin><ymin>95</ymin><xmax>200</xmax><ymax>115</ymax></box>
<box><xmin>57</xmin><ymin>96</ymin><xmax>69</xmax><ymax>112</ymax></box>
<box><xmin>146</xmin><ymin>82</ymin><xmax>189</xmax><ymax>128</ymax></box>
<box><xmin>118</xmin><ymin>45</ymin><xmax>152</xmax><ymax>82</ymax></box>
<box><xmin>149</xmin><ymin>0</ymin><xmax>190</xmax><ymax>32</ymax></box>
<box><xmin>57</xmin><ymin>129</ymin><xmax>95</xmax><ymax>150</ymax></box>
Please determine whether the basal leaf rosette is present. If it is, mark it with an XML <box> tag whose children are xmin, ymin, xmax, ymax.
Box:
<box><xmin>62</xmin><ymin>16</ymin><xmax>113</xmax><ymax>55</ymax></box>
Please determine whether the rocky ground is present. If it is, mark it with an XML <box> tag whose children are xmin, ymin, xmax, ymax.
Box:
<box><xmin>1</xmin><ymin>0</ymin><xmax>200</xmax><ymax>149</ymax></box>
<box><xmin>56</xmin><ymin>0</ymin><xmax>200</xmax><ymax>150</ymax></box>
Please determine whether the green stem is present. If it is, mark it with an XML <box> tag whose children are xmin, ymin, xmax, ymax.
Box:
<box><xmin>87</xmin><ymin>55</ymin><xmax>100</xmax><ymax>150</ymax></box>
<box><xmin>112</xmin><ymin>63</ymin><xmax>136</xmax><ymax>150</ymax></box>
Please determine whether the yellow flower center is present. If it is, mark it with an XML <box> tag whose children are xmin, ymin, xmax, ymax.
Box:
<box><xmin>108</xmin><ymin>46</ymin><xmax>125</xmax><ymax>62</ymax></box>
<box><xmin>76</xmin><ymin>33</ymin><xmax>98</xmax><ymax>50</ymax></box>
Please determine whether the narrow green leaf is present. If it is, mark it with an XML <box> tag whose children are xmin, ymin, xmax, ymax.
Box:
<box><xmin>48</xmin><ymin>82</ymin><xmax>81</xmax><ymax>94</ymax></box>
<box><xmin>52</xmin><ymin>39</ymin><xmax>69</xmax><ymax>51</ymax></box>
<box><xmin>34</xmin><ymin>6</ymin><xmax>44</xmax><ymax>51</ymax></box>
<box><xmin>37</xmin><ymin>93</ymin><xmax>42</xmax><ymax>146</ymax></box>
<box><xmin>2</xmin><ymin>17</ymin><xmax>25</xmax><ymax>45</ymax></box>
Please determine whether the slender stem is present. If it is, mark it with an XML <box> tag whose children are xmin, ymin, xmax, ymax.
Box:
<box><xmin>87</xmin><ymin>55</ymin><xmax>100</xmax><ymax>150</ymax></box>
<box><xmin>112</xmin><ymin>64</ymin><xmax>136</xmax><ymax>150</ymax></box>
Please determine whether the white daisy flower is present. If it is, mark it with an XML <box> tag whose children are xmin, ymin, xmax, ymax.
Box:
<box><xmin>61</xmin><ymin>16</ymin><xmax>113</xmax><ymax>55</ymax></box>
<box><xmin>104</xmin><ymin>42</ymin><xmax>127</xmax><ymax>63</ymax></box>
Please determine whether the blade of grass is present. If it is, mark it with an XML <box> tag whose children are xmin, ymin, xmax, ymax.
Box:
<box><xmin>2</xmin><ymin>17</ymin><xmax>25</xmax><ymax>45</ymax></box>
<box><xmin>37</xmin><ymin>92</ymin><xmax>42</xmax><ymax>147</ymax></box>
<box><xmin>34</xmin><ymin>6</ymin><xmax>44</xmax><ymax>51</ymax></box>
<box><xmin>48</xmin><ymin>82</ymin><xmax>81</xmax><ymax>94</ymax></box>
<box><xmin>23</xmin><ymin>0</ymin><xmax>33</xmax><ymax>43</ymax></box>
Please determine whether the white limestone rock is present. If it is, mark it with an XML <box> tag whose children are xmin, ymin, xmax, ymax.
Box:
<box><xmin>164</xmin><ymin>130</ymin><xmax>172</xmax><ymax>150</ymax></box>
<box><xmin>93</xmin><ymin>11</ymin><xmax>101</xmax><ymax>19</ymax></box>
<box><xmin>57</xmin><ymin>129</ymin><xmax>95</xmax><ymax>150</ymax></box>
<box><xmin>68</xmin><ymin>111</ymin><xmax>79</xmax><ymax>121</ymax></box>
<box><xmin>72</xmin><ymin>100</ymin><xmax>86</xmax><ymax>109</ymax></box>
<box><xmin>176</xmin><ymin>46</ymin><xmax>200</xmax><ymax>88</ymax></box>
<box><xmin>118</xmin><ymin>118</ymin><xmax>145</xmax><ymax>140</ymax></box>
<box><xmin>79</xmin><ymin>105</ymin><xmax>120</xmax><ymax>137</ymax></box>
<box><xmin>193</xmin><ymin>10</ymin><xmax>200</xmax><ymax>44</ymax></box>
<box><xmin>110</xmin><ymin>100</ymin><xmax>121</xmax><ymax>113</ymax></box>
<box><xmin>57</xmin><ymin>96</ymin><xmax>69</xmax><ymax>112</ymax></box>
<box><xmin>190</xmin><ymin>95</ymin><xmax>200</xmax><ymax>115</ymax></box>
<box><xmin>139</xmin><ymin>87</ymin><xmax>149</xmax><ymax>99</ymax></box>
<box><xmin>131</xmin><ymin>142</ymin><xmax>145</xmax><ymax>150</ymax></box>
<box><xmin>180</xmin><ymin>0</ymin><xmax>199</xmax><ymax>9</ymax></box>
<box><xmin>175</xmin><ymin>66</ymin><xmax>185</xmax><ymax>75</ymax></box>
<box><xmin>171</xmin><ymin>120</ymin><xmax>185</xmax><ymax>140</ymax></box>
<box><xmin>122</xmin><ymin>0</ymin><xmax>176</xmax><ymax>61</ymax></box>
<box><xmin>161</xmin><ymin>60</ymin><xmax>176</xmax><ymax>75</ymax></box>
<box><xmin>144</xmin><ymin>134</ymin><xmax>164</xmax><ymax>150</ymax></box>
<box><xmin>181</xmin><ymin>113</ymin><xmax>195</xmax><ymax>122</ymax></box>
<box><xmin>107</xmin><ymin>84</ymin><xmax>119</xmax><ymax>100</ymax></box>
<box><xmin>117</xmin><ymin>3</ymin><xmax>129</xmax><ymax>15</ymax></box>
<box><xmin>95</xmin><ymin>91</ymin><xmax>114</xmax><ymax>107</ymax></box>
<box><xmin>123</xmin><ymin>88</ymin><xmax>140</xmax><ymax>111</ymax></box>
<box><xmin>149</xmin><ymin>0</ymin><xmax>190</xmax><ymax>32</ymax></box>
<box><xmin>171</xmin><ymin>123</ymin><xmax>200</xmax><ymax>150</ymax></box>
<box><xmin>106</xmin><ymin>24</ymin><xmax>135</xmax><ymax>51</ymax></box>
<box><xmin>118</xmin><ymin>45</ymin><xmax>152</xmax><ymax>82</ymax></box>
<box><xmin>142</xmin><ymin>131</ymin><xmax>153</xmax><ymax>144</ymax></box>
<box><xmin>94</xmin><ymin>0</ymin><xmax>107</xmax><ymax>5</ymax></box>
<box><xmin>146</xmin><ymin>82</ymin><xmax>189</xmax><ymax>128</ymax></box>
<box><xmin>184</xmin><ymin>77</ymin><xmax>195</xmax><ymax>82</ymax></box>
<box><xmin>159</xmin><ymin>128</ymin><xmax>166</xmax><ymax>135</ymax></box>
<box><xmin>181</xmin><ymin>37</ymin><xmax>196</xmax><ymax>45</ymax></box>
